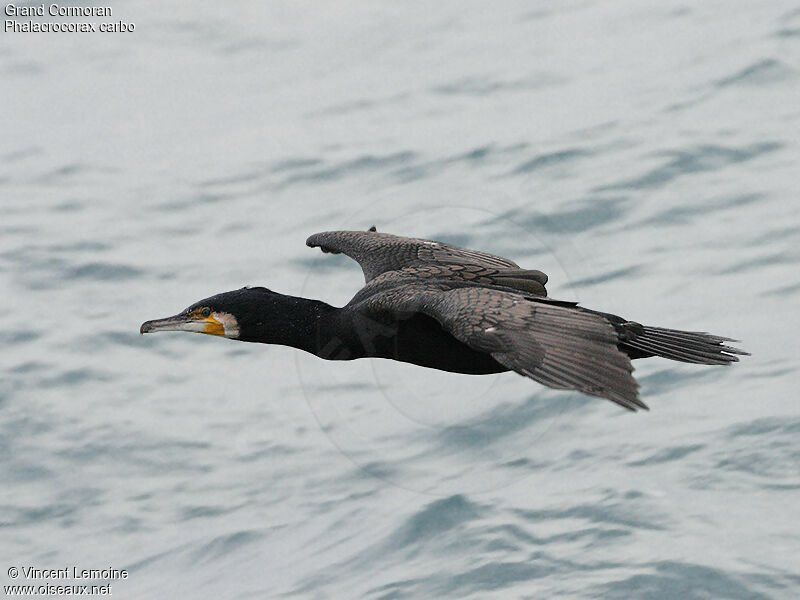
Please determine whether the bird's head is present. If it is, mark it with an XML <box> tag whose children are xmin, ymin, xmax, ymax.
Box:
<box><xmin>140</xmin><ymin>286</ymin><xmax>278</xmax><ymax>340</ymax></box>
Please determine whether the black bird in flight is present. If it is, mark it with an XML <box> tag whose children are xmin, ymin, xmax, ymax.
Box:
<box><xmin>141</xmin><ymin>228</ymin><xmax>747</xmax><ymax>411</ymax></box>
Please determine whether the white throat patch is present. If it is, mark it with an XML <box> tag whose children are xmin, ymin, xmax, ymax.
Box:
<box><xmin>214</xmin><ymin>311</ymin><xmax>240</xmax><ymax>338</ymax></box>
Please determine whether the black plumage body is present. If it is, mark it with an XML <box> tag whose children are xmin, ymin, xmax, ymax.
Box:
<box><xmin>219</xmin><ymin>287</ymin><xmax>507</xmax><ymax>373</ymax></box>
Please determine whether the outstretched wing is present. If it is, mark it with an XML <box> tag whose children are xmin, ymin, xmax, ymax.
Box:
<box><xmin>352</xmin><ymin>281</ymin><xmax>644</xmax><ymax>410</ymax></box>
<box><xmin>306</xmin><ymin>229</ymin><xmax>548</xmax><ymax>295</ymax></box>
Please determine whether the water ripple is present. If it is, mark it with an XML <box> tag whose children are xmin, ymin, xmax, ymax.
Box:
<box><xmin>715</xmin><ymin>59</ymin><xmax>796</xmax><ymax>88</ymax></box>
<box><xmin>597</xmin><ymin>143</ymin><xmax>782</xmax><ymax>191</ymax></box>
<box><xmin>508</xmin><ymin>148</ymin><xmax>593</xmax><ymax>176</ymax></box>
<box><xmin>389</xmin><ymin>495</ymin><xmax>485</xmax><ymax>548</ymax></box>
<box><xmin>502</xmin><ymin>197</ymin><xmax>628</xmax><ymax>233</ymax></box>
<box><xmin>598</xmin><ymin>561</ymin><xmax>773</xmax><ymax>600</ymax></box>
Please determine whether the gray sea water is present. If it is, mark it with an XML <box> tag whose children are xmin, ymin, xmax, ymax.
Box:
<box><xmin>2</xmin><ymin>1</ymin><xmax>800</xmax><ymax>598</ymax></box>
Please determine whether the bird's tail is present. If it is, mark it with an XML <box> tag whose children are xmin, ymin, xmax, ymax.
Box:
<box><xmin>620</xmin><ymin>325</ymin><xmax>749</xmax><ymax>365</ymax></box>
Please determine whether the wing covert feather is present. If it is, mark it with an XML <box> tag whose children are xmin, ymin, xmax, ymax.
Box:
<box><xmin>307</xmin><ymin>230</ymin><xmax>548</xmax><ymax>295</ymax></box>
<box><xmin>354</xmin><ymin>283</ymin><xmax>643</xmax><ymax>410</ymax></box>
<box><xmin>306</xmin><ymin>231</ymin><xmax>547</xmax><ymax>284</ymax></box>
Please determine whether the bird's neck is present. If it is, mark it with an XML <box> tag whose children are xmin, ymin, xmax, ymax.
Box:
<box><xmin>239</xmin><ymin>293</ymin><xmax>380</xmax><ymax>360</ymax></box>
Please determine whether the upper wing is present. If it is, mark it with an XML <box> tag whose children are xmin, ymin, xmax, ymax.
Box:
<box><xmin>351</xmin><ymin>281</ymin><xmax>644</xmax><ymax>410</ymax></box>
<box><xmin>306</xmin><ymin>229</ymin><xmax>548</xmax><ymax>295</ymax></box>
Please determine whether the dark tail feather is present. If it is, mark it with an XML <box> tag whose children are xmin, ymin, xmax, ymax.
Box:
<box><xmin>621</xmin><ymin>325</ymin><xmax>749</xmax><ymax>365</ymax></box>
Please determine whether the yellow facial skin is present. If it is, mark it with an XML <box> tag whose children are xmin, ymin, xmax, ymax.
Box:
<box><xmin>191</xmin><ymin>307</ymin><xmax>226</xmax><ymax>337</ymax></box>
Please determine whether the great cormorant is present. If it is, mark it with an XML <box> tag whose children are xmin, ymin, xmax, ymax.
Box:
<box><xmin>140</xmin><ymin>229</ymin><xmax>747</xmax><ymax>411</ymax></box>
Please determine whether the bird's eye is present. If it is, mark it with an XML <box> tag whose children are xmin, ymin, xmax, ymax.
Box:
<box><xmin>200</xmin><ymin>307</ymin><xmax>212</xmax><ymax>318</ymax></box>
